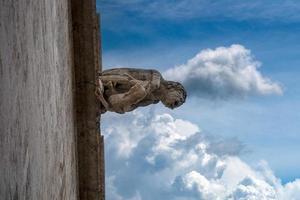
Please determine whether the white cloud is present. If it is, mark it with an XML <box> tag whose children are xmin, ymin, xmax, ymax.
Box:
<box><xmin>102</xmin><ymin>110</ymin><xmax>300</xmax><ymax>200</ymax></box>
<box><xmin>278</xmin><ymin>179</ymin><xmax>300</xmax><ymax>200</ymax></box>
<box><xmin>229</xmin><ymin>177</ymin><xmax>277</xmax><ymax>200</ymax></box>
<box><xmin>164</xmin><ymin>44</ymin><xmax>282</xmax><ymax>99</ymax></box>
<box><xmin>181</xmin><ymin>171</ymin><xmax>226</xmax><ymax>199</ymax></box>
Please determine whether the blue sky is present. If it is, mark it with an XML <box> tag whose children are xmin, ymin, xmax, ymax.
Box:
<box><xmin>97</xmin><ymin>1</ymin><xmax>300</xmax><ymax>199</ymax></box>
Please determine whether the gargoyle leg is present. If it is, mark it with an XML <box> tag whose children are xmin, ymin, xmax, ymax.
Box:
<box><xmin>95</xmin><ymin>78</ymin><xmax>109</xmax><ymax>109</ymax></box>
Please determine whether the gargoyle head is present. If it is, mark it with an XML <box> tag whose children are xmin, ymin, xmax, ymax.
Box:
<box><xmin>160</xmin><ymin>81</ymin><xmax>187</xmax><ymax>109</ymax></box>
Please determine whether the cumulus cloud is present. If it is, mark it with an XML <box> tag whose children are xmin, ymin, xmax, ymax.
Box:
<box><xmin>102</xmin><ymin>110</ymin><xmax>300</xmax><ymax>200</ymax></box>
<box><xmin>229</xmin><ymin>177</ymin><xmax>277</xmax><ymax>200</ymax></box>
<box><xmin>279</xmin><ymin>179</ymin><xmax>300</xmax><ymax>199</ymax></box>
<box><xmin>164</xmin><ymin>44</ymin><xmax>282</xmax><ymax>99</ymax></box>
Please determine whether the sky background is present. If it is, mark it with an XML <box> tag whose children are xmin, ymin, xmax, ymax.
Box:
<box><xmin>96</xmin><ymin>1</ymin><xmax>300</xmax><ymax>199</ymax></box>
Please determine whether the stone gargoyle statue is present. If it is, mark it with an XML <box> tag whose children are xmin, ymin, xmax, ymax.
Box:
<box><xmin>95</xmin><ymin>68</ymin><xmax>187</xmax><ymax>114</ymax></box>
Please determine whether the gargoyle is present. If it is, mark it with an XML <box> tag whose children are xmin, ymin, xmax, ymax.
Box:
<box><xmin>95</xmin><ymin>68</ymin><xmax>186</xmax><ymax>114</ymax></box>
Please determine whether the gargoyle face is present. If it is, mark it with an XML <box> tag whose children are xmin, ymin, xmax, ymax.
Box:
<box><xmin>161</xmin><ymin>90</ymin><xmax>185</xmax><ymax>109</ymax></box>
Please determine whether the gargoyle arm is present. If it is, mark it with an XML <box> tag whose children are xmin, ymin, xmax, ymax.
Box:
<box><xmin>101</xmin><ymin>68</ymin><xmax>162</xmax><ymax>92</ymax></box>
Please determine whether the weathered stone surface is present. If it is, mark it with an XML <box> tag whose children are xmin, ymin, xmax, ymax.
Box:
<box><xmin>0</xmin><ymin>0</ymin><xmax>78</xmax><ymax>199</ymax></box>
<box><xmin>71</xmin><ymin>0</ymin><xmax>105</xmax><ymax>199</ymax></box>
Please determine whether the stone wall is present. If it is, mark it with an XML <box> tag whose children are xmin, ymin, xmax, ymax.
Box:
<box><xmin>71</xmin><ymin>0</ymin><xmax>105</xmax><ymax>198</ymax></box>
<box><xmin>0</xmin><ymin>0</ymin><xmax>78</xmax><ymax>199</ymax></box>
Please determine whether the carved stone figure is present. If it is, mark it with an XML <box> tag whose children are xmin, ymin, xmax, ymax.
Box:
<box><xmin>95</xmin><ymin>68</ymin><xmax>187</xmax><ymax>114</ymax></box>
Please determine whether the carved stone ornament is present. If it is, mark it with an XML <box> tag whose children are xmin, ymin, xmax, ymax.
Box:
<box><xmin>95</xmin><ymin>68</ymin><xmax>187</xmax><ymax>114</ymax></box>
